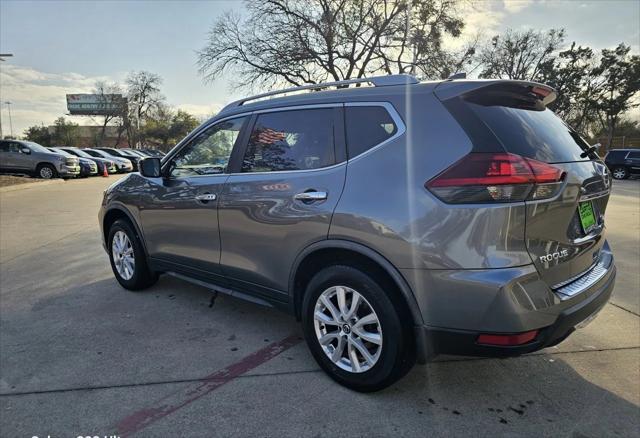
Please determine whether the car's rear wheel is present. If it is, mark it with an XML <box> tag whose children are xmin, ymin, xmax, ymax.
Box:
<box><xmin>37</xmin><ymin>164</ymin><xmax>57</xmax><ymax>179</ymax></box>
<box><xmin>612</xmin><ymin>167</ymin><xmax>629</xmax><ymax>180</ymax></box>
<box><xmin>108</xmin><ymin>219</ymin><xmax>158</xmax><ymax>290</ymax></box>
<box><xmin>302</xmin><ymin>265</ymin><xmax>415</xmax><ymax>392</ymax></box>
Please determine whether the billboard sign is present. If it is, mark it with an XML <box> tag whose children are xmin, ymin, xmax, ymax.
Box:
<box><xmin>66</xmin><ymin>94</ymin><xmax>126</xmax><ymax>116</ymax></box>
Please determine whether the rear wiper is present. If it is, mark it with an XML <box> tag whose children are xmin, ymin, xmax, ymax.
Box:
<box><xmin>581</xmin><ymin>143</ymin><xmax>600</xmax><ymax>158</ymax></box>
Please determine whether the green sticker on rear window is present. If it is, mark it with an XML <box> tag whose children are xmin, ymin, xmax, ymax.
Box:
<box><xmin>578</xmin><ymin>201</ymin><xmax>596</xmax><ymax>233</ymax></box>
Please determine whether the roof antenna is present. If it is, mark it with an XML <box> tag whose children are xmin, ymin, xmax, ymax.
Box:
<box><xmin>448</xmin><ymin>72</ymin><xmax>466</xmax><ymax>80</ymax></box>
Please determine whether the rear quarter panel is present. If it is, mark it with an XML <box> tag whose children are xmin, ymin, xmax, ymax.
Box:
<box><xmin>329</xmin><ymin>90</ymin><xmax>532</xmax><ymax>270</ymax></box>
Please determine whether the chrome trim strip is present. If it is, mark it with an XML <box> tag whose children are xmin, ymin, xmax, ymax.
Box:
<box><xmin>579</xmin><ymin>189</ymin><xmax>610</xmax><ymax>202</ymax></box>
<box><xmin>554</xmin><ymin>252</ymin><xmax>612</xmax><ymax>300</ymax></box>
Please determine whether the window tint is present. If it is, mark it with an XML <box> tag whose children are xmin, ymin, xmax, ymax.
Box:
<box><xmin>627</xmin><ymin>151</ymin><xmax>640</xmax><ymax>159</ymax></box>
<box><xmin>465</xmin><ymin>100</ymin><xmax>593</xmax><ymax>163</ymax></box>
<box><xmin>345</xmin><ymin>106</ymin><xmax>397</xmax><ymax>158</ymax></box>
<box><xmin>170</xmin><ymin>116</ymin><xmax>246</xmax><ymax>177</ymax></box>
<box><xmin>0</xmin><ymin>141</ymin><xmax>9</xmax><ymax>152</ymax></box>
<box><xmin>242</xmin><ymin>109</ymin><xmax>335</xmax><ymax>172</ymax></box>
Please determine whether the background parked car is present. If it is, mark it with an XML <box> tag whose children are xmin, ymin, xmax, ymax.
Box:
<box><xmin>0</xmin><ymin>140</ymin><xmax>80</xmax><ymax>179</ymax></box>
<box><xmin>604</xmin><ymin>148</ymin><xmax>640</xmax><ymax>179</ymax></box>
<box><xmin>95</xmin><ymin>147</ymin><xmax>141</xmax><ymax>171</ymax></box>
<box><xmin>83</xmin><ymin>148</ymin><xmax>134</xmax><ymax>173</ymax></box>
<box><xmin>48</xmin><ymin>147</ymin><xmax>98</xmax><ymax>177</ymax></box>
<box><xmin>57</xmin><ymin>147</ymin><xmax>117</xmax><ymax>175</ymax></box>
<box><xmin>141</xmin><ymin>148</ymin><xmax>165</xmax><ymax>157</ymax></box>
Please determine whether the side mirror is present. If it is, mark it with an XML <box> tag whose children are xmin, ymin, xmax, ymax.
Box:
<box><xmin>20</xmin><ymin>147</ymin><xmax>31</xmax><ymax>154</ymax></box>
<box><xmin>139</xmin><ymin>157</ymin><xmax>161</xmax><ymax>178</ymax></box>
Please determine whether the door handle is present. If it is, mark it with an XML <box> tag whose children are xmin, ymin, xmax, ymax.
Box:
<box><xmin>294</xmin><ymin>191</ymin><xmax>327</xmax><ymax>202</ymax></box>
<box><xmin>195</xmin><ymin>193</ymin><xmax>217</xmax><ymax>202</ymax></box>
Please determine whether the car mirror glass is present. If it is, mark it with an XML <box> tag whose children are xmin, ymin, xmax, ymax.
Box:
<box><xmin>20</xmin><ymin>147</ymin><xmax>31</xmax><ymax>154</ymax></box>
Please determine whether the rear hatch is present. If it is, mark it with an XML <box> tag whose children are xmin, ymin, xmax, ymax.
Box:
<box><xmin>436</xmin><ymin>81</ymin><xmax>611</xmax><ymax>288</ymax></box>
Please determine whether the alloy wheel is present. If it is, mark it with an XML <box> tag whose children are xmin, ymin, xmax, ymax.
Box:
<box><xmin>112</xmin><ymin>231</ymin><xmax>135</xmax><ymax>280</ymax></box>
<box><xmin>612</xmin><ymin>168</ymin><xmax>627</xmax><ymax>179</ymax></box>
<box><xmin>39</xmin><ymin>167</ymin><xmax>53</xmax><ymax>179</ymax></box>
<box><xmin>313</xmin><ymin>286</ymin><xmax>383</xmax><ymax>373</ymax></box>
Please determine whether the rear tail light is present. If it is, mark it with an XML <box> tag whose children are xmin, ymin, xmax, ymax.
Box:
<box><xmin>477</xmin><ymin>330</ymin><xmax>538</xmax><ymax>346</ymax></box>
<box><xmin>426</xmin><ymin>153</ymin><xmax>565</xmax><ymax>203</ymax></box>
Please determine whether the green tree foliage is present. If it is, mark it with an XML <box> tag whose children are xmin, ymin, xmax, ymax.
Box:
<box><xmin>23</xmin><ymin>125</ymin><xmax>52</xmax><ymax>146</ymax></box>
<box><xmin>143</xmin><ymin>107</ymin><xmax>200</xmax><ymax>151</ymax></box>
<box><xmin>591</xmin><ymin>44</ymin><xmax>640</xmax><ymax>148</ymax></box>
<box><xmin>51</xmin><ymin>117</ymin><xmax>80</xmax><ymax>147</ymax></box>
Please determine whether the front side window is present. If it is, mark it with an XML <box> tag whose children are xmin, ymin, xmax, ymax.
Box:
<box><xmin>241</xmin><ymin>109</ymin><xmax>335</xmax><ymax>173</ymax></box>
<box><xmin>345</xmin><ymin>106</ymin><xmax>398</xmax><ymax>158</ymax></box>
<box><xmin>170</xmin><ymin>117</ymin><xmax>246</xmax><ymax>178</ymax></box>
<box><xmin>627</xmin><ymin>151</ymin><xmax>640</xmax><ymax>159</ymax></box>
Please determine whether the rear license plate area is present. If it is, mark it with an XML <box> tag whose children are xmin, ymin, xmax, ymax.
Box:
<box><xmin>578</xmin><ymin>201</ymin><xmax>597</xmax><ymax>234</ymax></box>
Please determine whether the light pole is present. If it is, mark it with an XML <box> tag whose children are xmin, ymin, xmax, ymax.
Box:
<box><xmin>5</xmin><ymin>102</ymin><xmax>13</xmax><ymax>138</ymax></box>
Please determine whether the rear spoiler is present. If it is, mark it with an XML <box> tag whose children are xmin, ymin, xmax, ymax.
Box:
<box><xmin>434</xmin><ymin>80</ymin><xmax>557</xmax><ymax>107</ymax></box>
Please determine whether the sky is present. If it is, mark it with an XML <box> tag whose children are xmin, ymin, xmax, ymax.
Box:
<box><xmin>1</xmin><ymin>0</ymin><xmax>639</xmax><ymax>137</ymax></box>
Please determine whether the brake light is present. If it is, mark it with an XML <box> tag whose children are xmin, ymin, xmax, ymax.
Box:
<box><xmin>425</xmin><ymin>153</ymin><xmax>565</xmax><ymax>203</ymax></box>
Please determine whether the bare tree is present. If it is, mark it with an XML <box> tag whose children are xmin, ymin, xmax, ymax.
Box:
<box><xmin>125</xmin><ymin>71</ymin><xmax>164</xmax><ymax>147</ymax></box>
<box><xmin>478</xmin><ymin>28</ymin><xmax>565</xmax><ymax>80</ymax></box>
<box><xmin>92</xmin><ymin>81</ymin><xmax>126</xmax><ymax>148</ymax></box>
<box><xmin>197</xmin><ymin>0</ymin><xmax>471</xmax><ymax>89</ymax></box>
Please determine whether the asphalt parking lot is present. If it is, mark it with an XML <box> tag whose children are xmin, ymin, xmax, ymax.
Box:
<box><xmin>1</xmin><ymin>176</ymin><xmax>638</xmax><ymax>437</ymax></box>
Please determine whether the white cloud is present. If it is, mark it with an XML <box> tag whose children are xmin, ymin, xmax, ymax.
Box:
<box><xmin>0</xmin><ymin>64</ymin><xmax>115</xmax><ymax>137</ymax></box>
<box><xmin>174</xmin><ymin>103</ymin><xmax>223</xmax><ymax>121</ymax></box>
<box><xmin>503</xmin><ymin>0</ymin><xmax>534</xmax><ymax>14</ymax></box>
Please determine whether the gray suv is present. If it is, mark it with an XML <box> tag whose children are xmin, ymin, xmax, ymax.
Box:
<box><xmin>99</xmin><ymin>75</ymin><xmax>616</xmax><ymax>391</ymax></box>
<box><xmin>0</xmin><ymin>140</ymin><xmax>80</xmax><ymax>179</ymax></box>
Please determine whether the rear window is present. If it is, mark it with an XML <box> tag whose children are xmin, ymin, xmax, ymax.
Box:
<box><xmin>345</xmin><ymin>106</ymin><xmax>397</xmax><ymax>158</ymax></box>
<box><xmin>465</xmin><ymin>100</ymin><xmax>592</xmax><ymax>163</ymax></box>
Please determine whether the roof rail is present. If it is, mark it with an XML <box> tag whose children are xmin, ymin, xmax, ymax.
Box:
<box><xmin>220</xmin><ymin>74</ymin><xmax>419</xmax><ymax>112</ymax></box>
<box><xmin>448</xmin><ymin>72</ymin><xmax>466</xmax><ymax>80</ymax></box>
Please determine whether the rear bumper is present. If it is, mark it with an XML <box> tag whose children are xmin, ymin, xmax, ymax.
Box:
<box><xmin>417</xmin><ymin>263</ymin><xmax>615</xmax><ymax>359</ymax></box>
<box><xmin>410</xmin><ymin>243</ymin><xmax>616</xmax><ymax>362</ymax></box>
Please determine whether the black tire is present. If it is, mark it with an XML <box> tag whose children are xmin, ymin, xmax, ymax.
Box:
<box><xmin>108</xmin><ymin>219</ymin><xmax>158</xmax><ymax>290</ymax></box>
<box><xmin>611</xmin><ymin>166</ymin><xmax>629</xmax><ymax>180</ymax></box>
<box><xmin>302</xmin><ymin>265</ymin><xmax>415</xmax><ymax>392</ymax></box>
<box><xmin>36</xmin><ymin>163</ymin><xmax>57</xmax><ymax>179</ymax></box>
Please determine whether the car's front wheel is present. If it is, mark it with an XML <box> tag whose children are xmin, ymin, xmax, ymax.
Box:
<box><xmin>302</xmin><ymin>265</ymin><xmax>415</xmax><ymax>392</ymax></box>
<box><xmin>37</xmin><ymin>163</ymin><xmax>57</xmax><ymax>179</ymax></box>
<box><xmin>108</xmin><ymin>219</ymin><xmax>158</xmax><ymax>290</ymax></box>
<box><xmin>612</xmin><ymin>166</ymin><xmax>629</xmax><ymax>180</ymax></box>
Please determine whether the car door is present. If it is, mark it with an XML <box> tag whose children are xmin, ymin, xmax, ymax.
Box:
<box><xmin>138</xmin><ymin>116</ymin><xmax>249</xmax><ymax>276</ymax></box>
<box><xmin>9</xmin><ymin>142</ymin><xmax>31</xmax><ymax>170</ymax></box>
<box><xmin>218</xmin><ymin>106</ymin><xmax>347</xmax><ymax>299</ymax></box>
<box><xmin>625</xmin><ymin>150</ymin><xmax>640</xmax><ymax>175</ymax></box>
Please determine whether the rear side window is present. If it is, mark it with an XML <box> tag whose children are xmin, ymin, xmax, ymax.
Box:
<box><xmin>242</xmin><ymin>109</ymin><xmax>335</xmax><ymax>172</ymax></box>
<box><xmin>467</xmin><ymin>102</ymin><xmax>592</xmax><ymax>163</ymax></box>
<box><xmin>448</xmin><ymin>84</ymin><xmax>595</xmax><ymax>163</ymax></box>
<box><xmin>345</xmin><ymin>106</ymin><xmax>397</xmax><ymax>158</ymax></box>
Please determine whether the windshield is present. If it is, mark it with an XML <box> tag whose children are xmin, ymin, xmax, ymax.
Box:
<box><xmin>24</xmin><ymin>142</ymin><xmax>52</xmax><ymax>154</ymax></box>
<box><xmin>49</xmin><ymin>147</ymin><xmax>73</xmax><ymax>157</ymax></box>
<box><xmin>67</xmin><ymin>148</ymin><xmax>92</xmax><ymax>158</ymax></box>
<box><xmin>85</xmin><ymin>149</ymin><xmax>107</xmax><ymax>158</ymax></box>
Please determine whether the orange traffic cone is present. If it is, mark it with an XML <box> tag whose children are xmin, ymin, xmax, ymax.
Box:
<box><xmin>102</xmin><ymin>165</ymin><xmax>109</xmax><ymax>177</ymax></box>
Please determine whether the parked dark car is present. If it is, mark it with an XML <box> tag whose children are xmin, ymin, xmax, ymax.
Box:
<box><xmin>604</xmin><ymin>148</ymin><xmax>640</xmax><ymax>179</ymax></box>
<box><xmin>96</xmin><ymin>147</ymin><xmax>141</xmax><ymax>171</ymax></box>
<box><xmin>100</xmin><ymin>75</ymin><xmax>615</xmax><ymax>392</ymax></box>
<box><xmin>48</xmin><ymin>147</ymin><xmax>98</xmax><ymax>177</ymax></box>
<box><xmin>58</xmin><ymin>147</ymin><xmax>117</xmax><ymax>175</ymax></box>
<box><xmin>141</xmin><ymin>148</ymin><xmax>165</xmax><ymax>157</ymax></box>
<box><xmin>84</xmin><ymin>148</ymin><xmax>134</xmax><ymax>173</ymax></box>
